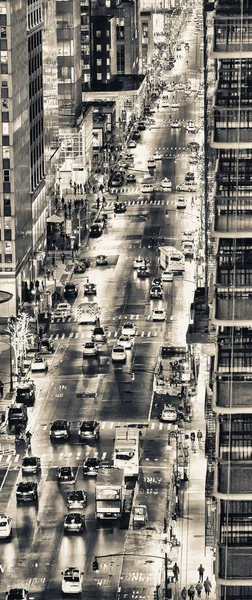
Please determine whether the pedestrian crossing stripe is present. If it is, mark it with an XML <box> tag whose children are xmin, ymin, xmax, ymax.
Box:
<box><xmin>48</xmin><ymin>329</ymin><xmax>159</xmax><ymax>340</ymax></box>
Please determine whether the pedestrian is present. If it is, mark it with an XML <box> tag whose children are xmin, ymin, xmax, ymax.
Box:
<box><xmin>190</xmin><ymin>431</ymin><xmax>196</xmax><ymax>442</ymax></box>
<box><xmin>61</xmin><ymin>197</ymin><xmax>65</xmax><ymax>208</ymax></box>
<box><xmin>181</xmin><ymin>588</ymin><xmax>187</xmax><ymax>600</ymax></box>
<box><xmin>197</xmin><ymin>430</ymin><xmax>203</xmax><ymax>442</ymax></box>
<box><xmin>188</xmin><ymin>585</ymin><xmax>195</xmax><ymax>599</ymax></box>
<box><xmin>0</xmin><ymin>380</ymin><xmax>3</xmax><ymax>399</ymax></box>
<box><xmin>52</xmin><ymin>255</ymin><xmax>55</xmax><ymax>268</ymax></box>
<box><xmin>172</xmin><ymin>562</ymin><xmax>180</xmax><ymax>582</ymax></box>
<box><xmin>35</xmin><ymin>279</ymin><xmax>40</xmax><ymax>290</ymax></box>
<box><xmin>61</xmin><ymin>253</ymin><xmax>65</xmax><ymax>264</ymax></box>
<box><xmin>47</xmin><ymin>269</ymin><xmax>50</xmax><ymax>280</ymax></box>
<box><xmin>197</xmin><ymin>565</ymin><xmax>205</xmax><ymax>583</ymax></box>
<box><xmin>39</xmin><ymin>327</ymin><xmax>43</xmax><ymax>339</ymax></box>
<box><xmin>55</xmin><ymin>197</ymin><xmax>58</xmax><ymax>210</ymax></box>
<box><xmin>203</xmin><ymin>578</ymin><xmax>211</xmax><ymax>598</ymax></box>
<box><xmin>196</xmin><ymin>582</ymin><xmax>203</xmax><ymax>598</ymax></box>
<box><xmin>41</xmin><ymin>280</ymin><xmax>45</xmax><ymax>291</ymax></box>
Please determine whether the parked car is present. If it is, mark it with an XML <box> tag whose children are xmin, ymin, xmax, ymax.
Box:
<box><xmin>31</xmin><ymin>356</ymin><xmax>48</xmax><ymax>372</ymax></box>
<box><xmin>160</xmin><ymin>178</ymin><xmax>172</xmax><ymax>190</ymax></box>
<box><xmin>0</xmin><ymin>514</ymin><xmax>12</xmax><ymax>540</ymax></box>
<box><xmin>128</xmin><ymin>140</ymin><xmax>137</xmax><ymax>149</ymax></box>
<box><xmin>64</xmin><ymin>283</ymin><xmax>78</xmax><ymax>298</ymax></box>
<box><xmin>8</xmin><ymin>403</ymin><xmax>28</xmax><ymax>429</ymax></box>
<box><xmin>90</xmin><ymin>223</ymin><xmax>102</xmax><ymax>237</ymax></box>
<box><xmin>38</xmin><ymin>339</ymin><xmax>54</xmax><ymax>354</ymax></box>
<box><xmin>16</xmin><ymin>381</ymin><xmax>36</xmax><ymax>404</ymax></box>
<box><xmin>160</xmin><ymin>405</ymin><xmax>177</xmax><ymax>422</ymax></box>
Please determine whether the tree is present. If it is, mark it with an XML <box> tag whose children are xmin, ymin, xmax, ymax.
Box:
<box><xmin>6</xmin><ymin>313</ymin><xmax>32</xmax><ymax>379</ymax></box>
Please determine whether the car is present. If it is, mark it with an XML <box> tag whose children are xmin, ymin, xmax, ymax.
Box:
<box><xmin>137</xmin><ymin>122</ymin><xmax>146</xmax><ymax>131</ymax></box>
<box><xmin>132</xmin><ymin>131</ymin><xmax>141</xmax><ymax>141</ymax></box>
<box><xmin>8</xmin><ymin>403</ymin><xmax>28</xmax><ymax>428</ymax></box>
<box><xmin>150</xmin><ymin>285</ymin><xmax>163</xmax><ymax>299</ymax></box>
<box><xmin>22</xmin><ymin>456</ymin><xmax>41</xmax><ymax>475</ymax></box>
<box><xmin>137</xmin><ymin>266</ymin><xmax>150</xmax><ymax>278</ymax></box>
<box><xmin>16</xmin><ymin>481</ymin><xmax>38</xmax><ymax>502</ymax></box>
<box><xmin>126</xmin><ymin>173</ymin><xmax>136</xmax><ymax>183</ymax></box>
<box><xmin>154</xmin><ymin>152</ymin><xmax>163</xmax><ymax>161</ymax></box>
<box><xmin>73</xmin><ymin>262</ymin><xmax>86</xmax><ymax>274</ymax></box>
<box><xmin>109</xmin><ymin>174</ymin><xmax>124</xmax><ymax>187</ymax></box>
<box><xmin>83</xmin><ymin>342</ymin><xmax>99</xmax><ymax>357</ymax></box>
<box><xmin>176</xmin><ymin>197</ymin><xmax>187</xmax><ymax>209</ymax></box>
<box><xmin>53</xmin><ymin>302</ymin><xmax>71</xmax><ymax>318</ymax></box>
<box><xmin>31</xmin><ymin>356</ymin><xmax>48</xmax><ymax>372</ymax></box>
<box><xmin>92</xmin><ymin>326</ymin><xmax>107</xmax><ymax>343</ymax></box>
<box><xmin>90</xmin><ymin>223</ymin><xmax>102</xmax><ymax>237</ymax></box>
<box><xmin>114</xmin><ymin>202</ymin><xmax>127</xmax><ymax>213</ymax></box>
<box><xmin>176</xmin><ymin>181</ymin><xmax>197</xmax><ymax>192</ymax></box>
<box><xmin>57</xmin><ymin>466</ymin><xmax>75</xmax><ymax>484</ymax></box>
<box><xmin>189</xmin><ymin>155</ymin><xmax>199</xmax><ymax>165</ymax></box>
<box><xmin>112</xmin><ymin>344</ymin><xmax>127</xmax><ymax>362</ymax></box>
<box><xmin>78</xmin><ymin>420</ymin><xmax>100</xmax><ymax>442</ymax></box>
<box><xmin>147</xmin><ymin>159</ymin><xmax>156</xmax><ymax>169</ymax></box>
<box><xmin>128</xmin><ymin>140</ymin><xmax>137</xmax><ymax>148</ymax></box>
<box><xmin>152</xmin><ymin>277</ymin><xmax>163</xmax><ymax>288</ymax></box>
<box><xmin>170</xmin><ymin>119</ymin><xmax>181</xmax><ymax>128</ymax></box>
<box><xmin>50</xmin><ymin>419</ymin><xmax>70</xmax><ymax>441</ymax></box>
<box><xmin>64</xmin><ymin>283</ymin><xmax>78</xmax><ymax>298</ymax></box>
<box><xmin>67</xmin><ymin>490</ymin><xmax>87</xmax><ymax>510</ymax></box>
<box><xmin>185</xmin><ymin>171</ymin><xmax>195</xmax><ymax>182</ymax></box>
<box><xmin>160</xmin><ymin>178</ymin><xmax>172</xmax><ymax>190</ymax></box>
<box><xmin>38</xmin><ymin>339</ymin><xmax>54</xmax><ymax>354</ymax></box>
<box><xmin>141</xmin><ymin>183</ymin><xmax>154</xmax><ymax>193</ymax></box>
<box><xmin>96</xmin><ymin>254</ymin><xmax>108</xmax><ymax>266</ymax></box>
<box><xmin>83</xmin><ymin>457</ymin><xmax>100</xmax><ymax>476</ymax></box>
<box><xmin>171</xmin><ymin>101</ymin><xmax>180</xmax><ymax>109</ymax></box>
<box><xmin>121</xmin><ymin>322</ymin><xmax>136</xmax><ymax>336</ymax></box>
<box><xmin>5</xmin><ymin>590</ymin><xmax>29</xmax><ymax>600</ymax></box>
<box><xmin>64</xmin><ymin>513</ymin><xmax>85</xmax><ymax>534</ymax></box>
<box><xmin>16</xmin><ymin>381</ymin><xmax>36</xmax><ymax>404</ymax></box>
<box><xmin>84</xmin><ymin>282</ymin><xmax>97</xmax><ymax>296</ymax></box>
<box><xmin>187</xmin><ymin>121</ymin><xmax>198</xmax><ymax>134</ymax></box>
<box><xmin>161</xmin><ymin>270</ymin><xmax>174</xmax><ymax>282</ymax></box>
<box><xmin>160</xmin><ymin>405</ymin><xmax>177</xmax><ymax>422</ymax></box>
<box><xmin>133</xmin><ymin>505</ymin><xmax>148</xmax><ymax>527</ymax></box>
<box><xmin>133</xmin><ymin>256</ymin><xmax>147</xmax><ymax>269</ymax></box>
<box><xmin>187</xmin><ymin>141</ymin><xmax>200</xmax><ymax>151</ymax></box>
<box><xmin>0</xmin><ymin>514</ymin><xmax>12</xmax><ymax>540</ymax></box>
<box><xmin>61</xmin><ymin>567</ymin><xmax>84</xmax><ymax>596</ymax></box>
<box><xmin>152</xmin><ymin>308</ymin><xmax>167</xmax><ymax>321</ymax></box>
<box><xmin>118</xmin><ymin>334</ymin><xmax>133</xmax><ymax>350</ymax></box>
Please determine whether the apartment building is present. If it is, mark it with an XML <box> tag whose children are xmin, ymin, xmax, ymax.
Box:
<box><xmin>0</xmin><ymin>0</ymin><xmax>46</xmax><ymax>315</ymax></box>
<box><xmin>210</xmin><ymin>1</ymin><xmax>252</xmax><ymax>599</ymax></box>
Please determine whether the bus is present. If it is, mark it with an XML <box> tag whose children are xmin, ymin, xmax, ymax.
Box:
<box><xmin>159</xmin><ymin>246</ymin><xmax>185</xmax><ymax>272</ymax></box>
<box><xmin>113</xmin><ymin>428</ymin><xmax>140</xmax><ymax>478</ymax></box>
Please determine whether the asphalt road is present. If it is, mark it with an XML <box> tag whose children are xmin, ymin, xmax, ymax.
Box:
<box><xmin>0</xmin><ymin>8</ymin><xmax>203</xmax><ymax>600</ymax></box>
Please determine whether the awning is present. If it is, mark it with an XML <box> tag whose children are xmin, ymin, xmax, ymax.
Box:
<box><xmin>46</xmin><ymin>214</ymin><xmax>64</xmax><ymax>224</ymax></box>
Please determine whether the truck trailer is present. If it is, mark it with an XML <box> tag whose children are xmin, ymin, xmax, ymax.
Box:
<box><xmin>95</xmin><ymin>468</ymin><xmax>125</xmax><ymax>520</ymax></box>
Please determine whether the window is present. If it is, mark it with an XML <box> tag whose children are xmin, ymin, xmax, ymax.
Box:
<box><xmin>2</xmin><ymin>111</ymin><xmax>8</xmax><ymax>122</ymax></box>
<box><xmin>106</xmin><ymin>58</ymin><xmax>110</xmax><ymax>65</ymax></box>
<box><xmin>96</xmin><ymin>44</ymin><xmax>101</xmax><ymax>52</ymax></box>
<box><xmin>97</xmin><ymin>73</ymin><xmax>102</xmax><ymax>80</ymax></box>
<box><xmin>4</xmin><ymin>228</ymin><xmax>11</xmax><ymax>241</ymax></box>
<box><xmin>3</xmin><ymin>170</ymin><xmax>9</xmax><ymax>181</ymax></box>
<box><xmin>96</xmin><ymin>59</ymin><xmax>102</xmax><ymax>66</ymax></box>
<box><xmin>2</xmin><ymin>135</ymin><xmax>9</xmax><ymax>145</ymax></box>
<box><xmin>116</xmin><ymin>18</ymin><xmax>124</xmax><ymax>40</ymax></box>
<box><xmin>4</xmin><ymin>198</ymin><xmax>11</xmax><ymax>216</ymax></box>
<box><xmin>106</xmin><ymin>44</ymin><xmax>110</xmax><ymax>51</ymax></box>
<box><xmin>106</xmin><ymin>29</ymin><xmax>110</xmax><ymax>37</ymax></box>
<box><xmin>96</xmin><ymin>30</ymin><xmax>101</xmax><ymax>38</ymax></box>
<box><xmin>5</xmin><ymin>254</ymin><xmax>12</xmax><ymax>264</ymax></box>
<box><xmin>117</xmin><ymin>45</ymin><xmax>125</xmax><ymax>74</ymax></box>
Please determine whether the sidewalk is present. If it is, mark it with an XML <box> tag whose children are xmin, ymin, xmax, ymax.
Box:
<box><xmin>169</xmin><ymin>357</ymin><xmax>215</xmax><ymax>599</ymax></box>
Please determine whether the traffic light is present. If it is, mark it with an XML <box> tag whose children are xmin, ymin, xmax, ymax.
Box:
<box><xmin>92</xmin><ymin>557</ymin><xmax>99</xmax><ymax>572</ymax></box>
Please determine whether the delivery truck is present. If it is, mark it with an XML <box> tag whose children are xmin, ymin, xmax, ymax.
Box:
<box><xmin>76</xmin><ymin>302</ymin><xmax>100</xmax><ymax>324</ymax></box>
<box><xmin>95</xmin><ymin>468</ymin><xmax>125</xmax><ymax>520</ymax></box>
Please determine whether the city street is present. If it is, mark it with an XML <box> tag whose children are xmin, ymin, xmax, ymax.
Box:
<box><xmin>0</xmin><ymin>8</ymin><xmax>210</xmax><ymax>600</ymax></box>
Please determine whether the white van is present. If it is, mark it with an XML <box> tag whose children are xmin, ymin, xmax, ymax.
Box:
<box><xmin>61</xmin><ymin>568</ymin><xmax>83</xmax><ymax>596</ymax></box>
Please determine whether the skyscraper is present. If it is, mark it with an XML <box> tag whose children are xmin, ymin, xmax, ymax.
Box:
<box><xmin>0</xmin><ymin>0</ymin><xmax>46</xmax><ymax>315</ymax></box>
<box><xmin>210</xmin><ymin>1</ymin><xmax>252</xmax><ymax>598</ymax></box>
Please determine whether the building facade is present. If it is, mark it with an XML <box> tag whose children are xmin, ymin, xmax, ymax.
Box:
<box><xmin>0</xmin><ymin>0</ymin><xmax>46</xmax><ymax>315</ymax></box>
<box><xmin>209</xmin><ymin>1</ymin><xmax>252</xmax><ymax>599</ymax></box>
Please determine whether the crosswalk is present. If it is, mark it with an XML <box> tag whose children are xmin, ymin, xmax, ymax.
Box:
<box><xmin>1</xmin><ymin>422</ymin><xmax>176</xmax><ymax>467</ymax></box>
<box><xmin>48</xmin><ymin>328</ymin><xmax>160</xmax><ymax>340</ymax></box>
<box><xmin>105</xmin><ymin>197</ymin><xmax>195</xmax><ymax>208</ymax></box>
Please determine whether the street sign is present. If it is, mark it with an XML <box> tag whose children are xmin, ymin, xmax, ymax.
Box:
<box><xmin>76</xmin><ymin>392</ymin><xmax>97</xmax><ymax>399</ymax></box>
